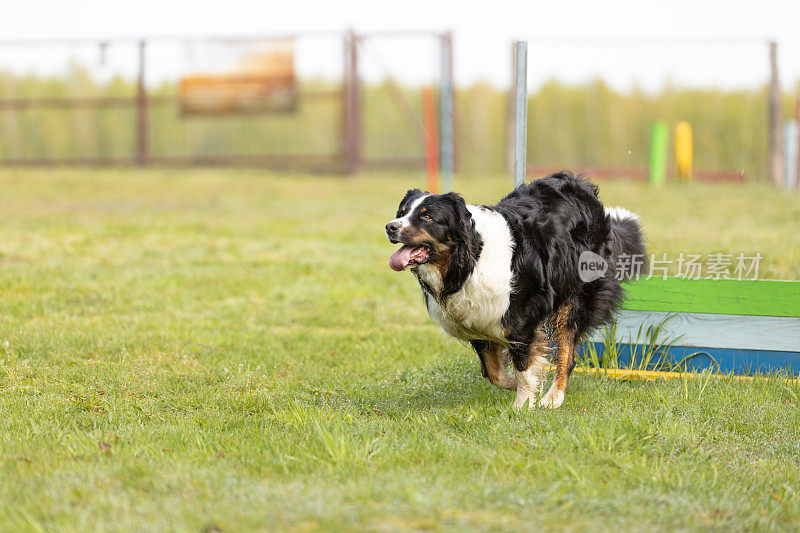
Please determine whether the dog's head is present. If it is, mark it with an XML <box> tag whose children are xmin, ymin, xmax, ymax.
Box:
<box><xmin>385</xmin><ymin>189</ymin><xmax>482</xmax><ymax>297</ymax></box>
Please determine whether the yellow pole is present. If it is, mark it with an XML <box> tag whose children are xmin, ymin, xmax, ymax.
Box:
<box><xmin>675</xmin><ymin>121</ymin><xmax>693</xmax><ymax>182</ymax></box>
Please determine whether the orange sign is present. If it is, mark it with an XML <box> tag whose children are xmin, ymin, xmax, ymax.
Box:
<box><xmin>179</xmin><ymin>44</ymin><xmax>296</xmax><ymax>115</ymax></box>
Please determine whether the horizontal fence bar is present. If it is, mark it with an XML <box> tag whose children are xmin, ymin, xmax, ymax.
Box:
<box><xmin>0</xmin><ymin>153</ymin><xmax>342</xmax><ymax>170</ymax></box>
<box><xmin>0</xmin><ymin>157</ymin><xmax>141</xmax><ymax>166</ymax></box>
<box><xmin>0</xmin><ymin>29</ymin><xmax>447</xmax><ymax>48</ymax></box>
<box><xmin>357</xmin><ymin>30</ymin><xmax>443</xmax><ymax>39</ymax></box>
<box><xmin>360</xmin><ymin>156</ymin><xmax>426</xmax><ymax>170</ymax></box>
<box><xmin>0</xmin><ymin>31</ymin><xmax>345</xmax><ymax>47</ymax></box>
<box><xmin>591</xmin><ymin>310</ymin><xmax>800</xmax><ymax>352</ymax></box>
<box><xmin>0</xmin><ymin>95</ymin><xmax>172</xmax><ymax>109</ymax></box>
<box><xmin>520</xmin><ymin>36</ymin><xmax>770</xmax><ymax>47</ymax></box>
<box><xmin>0</xmin><ymin>90</ymin><xmax>340</xmax><ymax>110</ymax></box>
<box><xmin>150</xmin><ymin>154</ymin><xmax>340</xmax><ymax>168</ymax></box>
<box><xmin>623</xmin><ymin>278</ymin><xmax>800</xmax><ymax>317</ymax></box>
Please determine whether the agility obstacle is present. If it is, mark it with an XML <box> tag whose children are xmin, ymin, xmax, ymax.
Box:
<box><xmin>648</xmin><ymin>121</ymin><xmax>669</xmax><ymax>185</ymax></box>
<box><xmin>587</xmin><ymin>278</ymin><xmax>800</xmax><ymax>375</ymax></box>
<box><xmin>510</xmin><ymin>41</ymin><xmax>800</xmax><ymax>377</ymax></box>
<box><xmin>674</xmin><ymin>121</ymin><xmax>693</xmax><ymax>182</ymax></box>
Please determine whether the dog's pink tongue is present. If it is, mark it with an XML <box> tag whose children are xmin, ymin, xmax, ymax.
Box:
<box><xmin>389</xmin><ymin>245</ymin><xmax>414</xmax><ymax>271</ymax></box>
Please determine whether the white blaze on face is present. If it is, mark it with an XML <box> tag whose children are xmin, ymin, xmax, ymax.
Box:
<box><xmin>385</xmin><ymin>194</ymin><xmax>430</xmax><ymax>242</ymax></box>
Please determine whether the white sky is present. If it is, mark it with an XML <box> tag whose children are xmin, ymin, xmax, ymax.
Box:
<box><xmin>2</xmin><ymin>0</ymin><xmax>800</xmax><ymax>92</ymax></box>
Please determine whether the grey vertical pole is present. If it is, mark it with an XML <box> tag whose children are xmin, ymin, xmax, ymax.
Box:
<box><xmin>342</xmin><ymin>29</ymin><xmax>362</xmax><ymax>175</ymax></box>
<box><xmin>506</xmin><ymin>41</ymin><xmax>517</xmax><ymax>175</ymax></box>
<box><xmin>795</xmin><ymin>95</ymin><xmax>800</xmax><ymax>192</ymax></box>
<box><xmin>351</xmin><ymin>31</ymin><xmax>362</xmax><ymax>174</ymax></box>
<box><xmin>135</xmin><ymin>40</ymin><xmax>149</xmax><ymax>166</ymax></box>
<box><xmin>513</xmin><ymin>41</ymin><xmax>528</xmax><ymax>188</ymax></box>
<box><xmin>440</xmin><ymin>32</ymin><xmax>454</xmax><ymax>192</ymax></box>
<box><xmin>341</xmin><ymin>31</ymin><xmax>351</xmax><ymax>173</ymax></box>
<box><xmin>783</xmin><ymin>120</ymin><xmax>796</xmax><ymax>190</ymax></box>
<box><xmin>768</xmin><ymin>41</ymin><xmax>783</xmax><ymax>187</ymax></box>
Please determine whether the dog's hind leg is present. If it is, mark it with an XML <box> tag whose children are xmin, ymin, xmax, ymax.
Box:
<box><xmin>508</xmin><ymin>326</ymin><xmax>549</xmax><ymax>409</ymax></box>
<box><xmin>540</xmin><ymin>303</ymin><xmax>577</xmax><ymax>408</ymax></box>
<box><xmin>471</xmin><ymin>341</ymin><xmax>515</xmax><ymax>390</ymax></box>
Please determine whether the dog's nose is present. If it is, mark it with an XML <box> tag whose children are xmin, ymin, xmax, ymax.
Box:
<box><xmin>385</xmin><ymin>221</ymin><xmax>401</xmax><ymax>233</ymax></box>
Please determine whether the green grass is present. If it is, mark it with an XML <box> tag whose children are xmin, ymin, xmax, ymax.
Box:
<box><xmin>0</xmin><ymin>169</ymin><xmax>799</xmax><ymax>531</ymax></box>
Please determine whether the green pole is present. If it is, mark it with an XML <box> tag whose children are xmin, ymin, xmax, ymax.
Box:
<box><xmin>649</xmin><ymin>121</ymin><xmax>668</xmax><ymax>185</ymax></box>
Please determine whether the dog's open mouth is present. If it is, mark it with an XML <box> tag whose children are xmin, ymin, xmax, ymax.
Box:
<box><xmin>389</xmin><ymin>245</ymin><xmax>430</xmax><ymax>271</ymax></box>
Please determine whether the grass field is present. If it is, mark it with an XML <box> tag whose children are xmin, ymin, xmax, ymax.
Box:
<box><xmin>1</xmin><ymin>169</ymin><xmax>799</xmax><ymax>531</ymax></box>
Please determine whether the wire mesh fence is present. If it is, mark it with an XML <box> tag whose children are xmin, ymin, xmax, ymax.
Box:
<box><xmin>0</xmin><ymin>32</ymin><xmax>790</xmax><ymax>181</ymax></box>
<box><xmin>0</xmin><ymin>32</ymin><xmax>441</xmax><ymax>173</ymax></box>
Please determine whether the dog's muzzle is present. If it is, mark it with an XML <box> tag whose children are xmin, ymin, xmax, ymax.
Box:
<box><xmin>385</xmin><ymin>220</ymin><xmax>402</xmax><ymax>243</ymax></box>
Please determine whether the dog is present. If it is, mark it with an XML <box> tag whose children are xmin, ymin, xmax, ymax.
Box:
<box><xmin>385</xmin><ymin>171</ymin><xmax>645</xmax><ymax>408</ymax></box>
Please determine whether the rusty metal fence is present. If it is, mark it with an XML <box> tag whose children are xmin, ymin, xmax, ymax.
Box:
<box><xmin>0</xmin><ymin>30</ymin><xmax>453</xmax><ymax>173</ymax></box>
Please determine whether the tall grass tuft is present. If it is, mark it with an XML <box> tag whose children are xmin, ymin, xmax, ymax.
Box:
<box><xmin>580</xmin><ymin>313</ymin><xmax>686</xmax><ymax>371</ymax></box>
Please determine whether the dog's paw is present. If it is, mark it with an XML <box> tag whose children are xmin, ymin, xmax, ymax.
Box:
<box><xmin>539</xmin><ymin>383</ymin><xmax>565</xmax><ymax>408</ymax></box>
<box><xmin>513</xmin><ymin>367</ymin><xmax>544</xmax><ymax>410</ymax></box>
<box><xmin>513</xmin><ymin>388</ymin><xmax>537</xmax><ymax>410</ymax></box>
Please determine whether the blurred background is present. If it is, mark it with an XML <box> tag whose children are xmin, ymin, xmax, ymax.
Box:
<box><xmin>1</xmin><ymin>0</ymin><xmax>800</xmax><ymax>188</ymax></box>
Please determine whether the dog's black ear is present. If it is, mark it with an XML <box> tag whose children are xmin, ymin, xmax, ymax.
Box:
<box><xmin>438</xmin><ymin>192</ymin><xmax>483</xmax><ymax>300</ymax></box>
<box><xmin>397</xmin><ymin>188</ymin><xmax>426</xmax><ymax>217</ymax></box>
<box><xmin>438</xmin><ymin>192</ymin><xmax>473</xmax><ymax>242</ymax></box>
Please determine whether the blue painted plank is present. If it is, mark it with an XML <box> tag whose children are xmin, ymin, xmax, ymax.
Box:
<box><xmin>582</xmin><ymin>342</ymin><xmax>800</xmax><ymax>376</ymax></box>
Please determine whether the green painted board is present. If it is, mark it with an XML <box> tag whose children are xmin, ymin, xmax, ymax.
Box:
<box><xmin>622</xmin><ymin>278</ymin><xmax>800</xmax><ymax>317</ymax></box>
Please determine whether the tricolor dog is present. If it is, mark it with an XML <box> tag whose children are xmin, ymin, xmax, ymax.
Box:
<box><xmin>385</xmin><ymin>172</ymin><xmax>645</xmax><ymax>408</ymax></box>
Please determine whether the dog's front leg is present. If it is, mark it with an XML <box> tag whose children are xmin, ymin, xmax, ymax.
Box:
<box><xmin>540</xmin><ymin>303</ymin><xmax>576</xmax><ymax>408</ymax></box>
<box><xmin>509</xmin><ymin>326</ymin><xmax>549</xmax><ymax>409</ymax></box>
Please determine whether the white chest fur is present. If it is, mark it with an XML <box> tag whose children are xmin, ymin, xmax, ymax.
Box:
<box><xmin>416</xmin><ymin>205</ymin><xmax>514</xmax><ymax>343</ymax></box>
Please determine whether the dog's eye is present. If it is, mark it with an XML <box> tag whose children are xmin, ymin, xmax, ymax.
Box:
<box><xmin>420</xmin><ymin>213</ymin><xmax>432</xmax><ymax>222</ymax></box>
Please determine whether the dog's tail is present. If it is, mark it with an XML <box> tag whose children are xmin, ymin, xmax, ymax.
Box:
<box><xmin>605</xmin><ymin>206</ymin><xmax>646</xmax><ymax>281</ymax></box>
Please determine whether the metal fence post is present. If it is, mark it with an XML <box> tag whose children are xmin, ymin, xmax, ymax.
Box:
<box><xmin>439</xmin><ymin>31</ymin><xmax>454</xmax><ymax>192</ymax></box>
<box><xmin>513</xmin><ymin>41</ymin><xmax>528</xmax><ymax>189</ymax></box>
<box><xmin>136</xmin><ymin>40</ymin><xmax>149</xmax><ymax>166</ymax></box>
<box><xmin>768</xmin><ymin>41</ymin><xmax>783</xmax><ymax>187</ymax></box>
<box><xmin>794</xmin><ymin>95</ymin><xmax>800</xmax><ymax>192</ymax></box>
<box><xmin>342</xmin><ymin>29</ymin><xmax>362</xmax><ymax>175</ymax></box>
<box><xmin>506</xmin><ymin>41</ymin><xmax>517</xmax><ymax>175</ymax></box>
<box><xmin>341</xmin><ymin>32</ymin><xmax>350</xmax><ymax>173</ymax></box>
